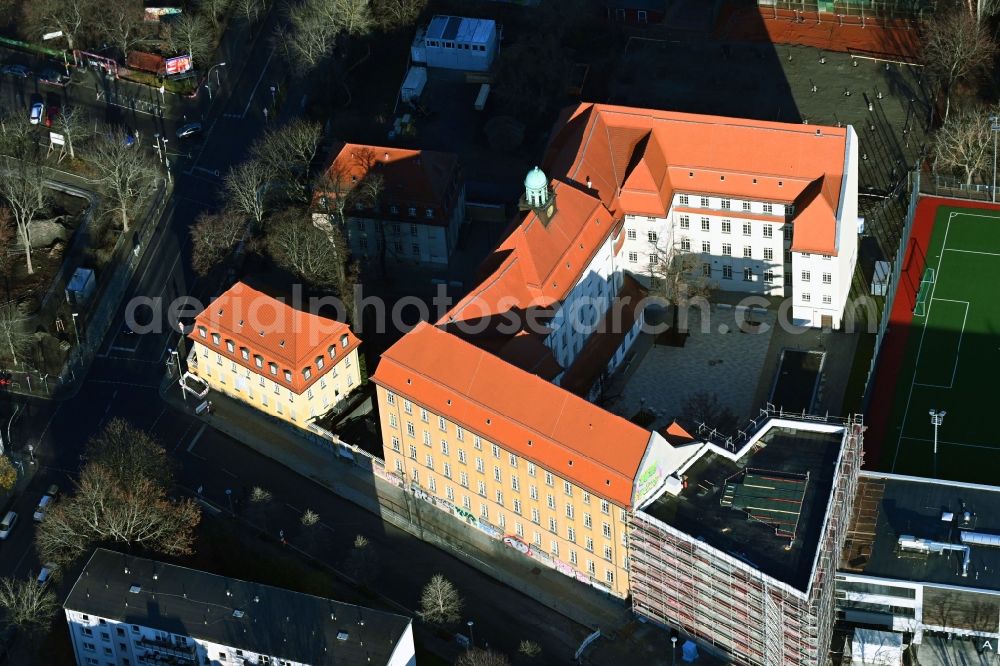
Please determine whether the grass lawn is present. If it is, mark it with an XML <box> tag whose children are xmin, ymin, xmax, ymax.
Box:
<box><xmin>882</xmin><ymin>206</ymin><xmax>1000</xmax><ymax>482</ymax></box>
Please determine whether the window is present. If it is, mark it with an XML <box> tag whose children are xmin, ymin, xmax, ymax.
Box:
<box><xmin>82</xmin><ymin>628</ymin><xmax>94</xmax><ymax>636</ymax></box>
<box><xmin>548</xmin><ymin>517</ymin><xmax>558</xmax><ymax>533</ymax></box>
<box><xmin>604</xmin><ymin>544</ymin><xmax>613</xmax><ymax>561</ymax></box>
<box><xmin>545</xmin><ymin>471</ymin><xmax>554</xmax><ymax>486</ymax></box>
<box><xmin>700</xmin><ymin>217</ymin><xmax>710</xmax><ymax>232</ymax></box>
<box><xmin>389</xmin><ymin>414</ymin><xmax>398</xmax><ymax>428</ymax></box>
<box><xmin>802</xmin><ymin>292</ymin><xmax>811</xmax><ymax>303</ymax></box>
<box><xmin>603</xmin><ymin>522</ymin><xmax>612</xmax><ymax>538</ymax></box>
<box><xmin>463</xmin><ymin>496</ymin><xmax>472</xmax><ymax>509</ymax></box>
<box><xmin>531</xmin><ymin>508</ymin><xmax>540</xmax><ymax>524</ymax></box>
<box><xmin>446</xmin><ymin>486</ymin><xmax>455</xmax><ymax>501</ymax></box>
<box><xmin>628</xmin><ymin>252</ymin><xmax>637</xmax><ymax>264</ymax></box>
<box><xmin>743</xmin><ymin>246</ymin><xmax>752</xmax><ymax>258</ymax></box>
<box><xmin>478</xmin><ymin>481</ymin><xmax>486</xmax><ymax>496</ymax></box>
<box><xmin>763</xmin><ymin>202</ymin><xmax>773</xmax><ymax>214</ymax></box>
<box><xmin>254</xmin><ymin>354</ymin><xmax>263</xmax><ymax>368</ymax></box>
<box><xmin>627</xmin><ymin>228</ymin><xmax>636</xmax><ymax>240</ymax></box>
<box><xmin>481</xmin><ymin>505</ymin><xmax>488</xmax><ymax>520</ymax></box>
<box><xmin>722</xmin><ymin>243</ymin><xmax>731</xmax><ymax>256</ymax></box>
<box><xmin>801</xmin><ymin>270</ymin><xmax>811</xmax><ymax>282</ymax></box>
<box><xmin>456</xmin><ymin>426</ymin><xmax>465</xmax><ymax>441</ymax></box>
<box><xmin>475</xmin><ymin>457</ymin><xmax>484</xmax><ymax>473</ymax></box>
<box><xmin>784</xmin><ymin>249</ymin><xmax>793</xmax><ymax>263</ymax></box>
<box><xmin>679</xmin><ymin>194</ymin><xmax>689</xmax><ymax>205</ymax></box>
<box><xmin>700</xmin><ymin>196</ymin><xmax>709</xmax><ymax>207</ymax></box>
<box><xmin>585</xmin><ymin>537</ymin><xmax>594</xmax><ymax>551</ymax></box>
<box><xmin>197</xmin><ymin>326</ymin><xmax>207</xmax><ymax>338</ymax></box>
<box><xmin>513</xmin><ymin>499</ymin><xmax>522</xmax><ymax>514</ymax></box>
<box><xmin>763</xmin><ymin>224</ymin><xmax>773</xmax><ymax>238</ymax></box>
<box><xmin>721</xmin><ymin>265</ymin><xmax>732</xmax><ymax>280</ymax></box>
<box><xmin>547</xmin><ymin>494</ymin><xmax>555</xmax><ymax>509</ymax></box>
<box><xmin>460</xmin><ymin>472</ymin><xmax>469</xmax><ymax>488</ymax></box>
<box><xmin>408</xmin><ymin>445</ymin><xmax>417</xmax><ymax>460</ymax></box>
<box><xmin>702</xmin><ymin>263</ymin><xmax>711</xmax><ymax>277</ymax></box>
<box><xmin>509</xmin><ymin>453</ymin><xmax>517</xmax><ymax>468</ymax></box>
<box><xmin>606</xmin><ymin>570</ymin><xmax>614</xmax><ymax>584</ymax></box>
<box><xmin>407</xmin><ymin>207</ymin><xmax>417</xmax><ymax>217</ymax></box>
<box><xmin>567</xmin><ymin>526</ymin><xmax>576</xmax><ymax>542</ymax></box>
<box><xmin>647</xmin><ymin>231</ymin><xmax>657</xmax><ymax>243</ymax></box>
<box><xmin>742</xmin><ymin>201</ymin><xmax>752</xmax><ymax>211</ymax></box>
<box><xmin>822</xmin><ymin>272</ymin><xmax>832</xmax><ymax>284</ymax></box>
<box><xmin>441</xmin><ymin>440</ymin><xmax>449</xmax><ymax>455</ymax></box>
<box><xmin>420</xmin><ymin>408</ymin><xmax>429</xmax><ymax>423</ymax></box>
<box><xmin>492</xmin><ymin>444</ymin><xmax>501</xmax><ymax>459</ymax></box>
<box><xmin>511</xmin><ymin>475</ymin><xmax>519</xmax><ymax>491</ymax></box>
<box><xmin>527</xmin><ymin>462</ymin><xmax>536</xmax><ymax>477</ymax></box>
<box><xmin>802</xmin><ymin>253</ymin><xmax>811</xmax><ymax>258</ymax></box>
<box><xmin>601</xmin><ymin>500</ymin><xmax>610</xmax><ymax>515</ymax></box>
<box><xmin>721</xmin><ymin>199</ymin><xmax>731</xmax><ymax>210</ymax></box>
<box><xmin>570</xmin><ymin>550</ymin><xmax>578</xmax><ymax>565</ymax></box>
<box><xmin>784</xmin><ymin>226</ymin><xmax>793</xmax><ymax>241</ymax></box>
<box><xmin>391</xmin><ymin>436</ymin><xmax>401</xmax><ymax>452</ymax></box>
<box><xmin>496</xmin><ymin>489</ymin><xmax>504</xmax><ymax>505</ymax></box>
<box><xmin>679</xmin><ymin>215</ymin><xmax>690</xmax><ymax>229</ymax></box>
<box><xmin>648</xmin><ymin>254</ymin><xmax>657</xmax><ymax>266</ymax></box>
<box><xmin>680</xmin><ymin>237</ymin><xmax>691</xmax><ymax>251</ymax></box>
<box><xmin>701</xmin><ymin>241</ymin><xmax>711</xmax><ymax>253</ymax></box>
<box><xmin>494</xmin><ymin>467</ymin><xmax>502</xmax><ymax>482</ymax></box>
<box><xmin>422</xmin><ymin>431</ymin><xmax>431</xmax><ymax>445</ymax></box>
<box><xmin>211</xmin><ymin>332</ymin><xmax>220</xmax><ymax>345</ymax></box>
<box><xmin>764</xmin><ymin>270</ymin><xmax>775</xmax><ymax>283</ymax></box>
<box><xmin>458</xmin><ymin>449</ymin><xmax>466</xmax><ymax>464</ymax></box>
<box><xmin>764</xmin><ymin>247</ymin><xmax>774</xmax><ymax>261</ymax></box>
<box><xmin>743</xmin><ymin>267</ymin><xmax>754</xmax><ymax>281</ymax></box>
<box><xmin>438</xmin><ymin>416</ymin><xmax>447</xmax><ymax>432</ymax></box>
<box><xmin>406</xmin><ymin>422</ymin><xmax>415</xmax><ymax>437</ymax></box>
<box><xmin>530</xmin><ymin>485</ymin><xmax>538</xmax><ymax>500</ymax></box>
<box><xmin>720</xmin><ymin>219</ymin><xmax>731</xmax><ymax>235</ymax></box>
<box><xmin>411</xmin><ymin>243</ymin><xmax>419</xmax><ymax>255</ymax></box>
<box><xmin>822</xmin><ymin>295</ymin><xmax>832</xmax><ymax>305</ymax></box>
<box><xmin>823</xmin><ymin>254</ymin><xmax>832</xmax><ymax>261</ymax></box>
<box><xmin>550</xmin><ymin>540</ymin><xmax>559</xmax><ymax>556</ymax></box>
<box><xmin>402</xmin><ymin>399</ymin><xmax>412</xmax><ymax>414</ymax></box>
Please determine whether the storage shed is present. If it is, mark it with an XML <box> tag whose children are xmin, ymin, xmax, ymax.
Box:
<box><xmin>65</xmin><ymin>267</ymin><xmax>96</xmax><ymax>308</ymax></box>
<box><xmin>400</xmin><ymin>66</ymin><xmax>427</xmax><ymax>103</ymax></box>
<box><xmin>411</xmin><ymin>16</ymin><xmax>498</xmax><ymax>72</ymax></box>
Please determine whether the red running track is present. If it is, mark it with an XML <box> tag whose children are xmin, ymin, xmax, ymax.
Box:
<box><xmin>865</xmin><ymin>196</ymin><xmax>1000</xmax><ymax>469</ymax></box>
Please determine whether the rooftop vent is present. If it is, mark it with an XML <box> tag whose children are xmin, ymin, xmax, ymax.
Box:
<box><xmin>942</xmin><ymin>511</ymin><xmax>954</xmax><ymax>522</ymax></box>
<box><xmin>279</xmin><ymin>340</ymin><xmax>285</xmax><ymax>348</ymax></box>
<box><xmin>233</xmin><ymin>609</ymin><xmax>245</xmax><ymax>618</ymax></box>
<box><xmin>337</xmin><ymin>631</ymin><xmax>349</xmax><ymax>641</ymax></box>
<box><xmin>238</xmin><ymin>320</ymin><xmax>244</xmax><ymax>327</ymax></box>
<box><xmin>128</xmin><ymin>585</ymin><xmax>141</xmax><ymax>594</ymax></box>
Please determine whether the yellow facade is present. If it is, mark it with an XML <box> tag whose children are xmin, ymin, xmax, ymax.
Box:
<box><xmin>189</xmin><ymin>340</ymin><xmax>362</xmax><ymax>428</ymax></box>
<box><xmin>375</xmin><ymin>384</ymin><xmax>631</xmax><ymax>598</ymax></box>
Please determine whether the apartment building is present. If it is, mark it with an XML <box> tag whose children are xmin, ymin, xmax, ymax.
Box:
<box><xmin>373</xmin><ymin>322</ymin><xmax>690</xmax><ymax>598</ymax></box>
<box><xmin>187</xmin><ymin>281</ymin><xmax>362</xmax><ymax>428</ymax></box>
<box><xmin>64</xmin><ymin>548</ymin><xmax>415</xmax><ymax>666</ymax></box>
<box><xmin>314</xmin><ymin>143</ymin><xmax>465</xmax><ymax>269</ymax></box>
<box><xmin>838</xmin><ymin>472</ymin><xmax>1000</xmax><ymax>648</ymax></box>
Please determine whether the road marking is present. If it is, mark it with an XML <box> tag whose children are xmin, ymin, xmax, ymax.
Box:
<box><xmin>220</xmin><ymin>467</ymin><xmax>238</xmax><ymax>478</ymax></box>
<box><xmin>285</xmin><ymin>503</ymin><xmax>301</xmax><ymax>513</ymax></box>
<box><xmin>104</xmin><ymin>390</ymin><xmax>118</xmax><ymax>415</ymax></box>
<box><xmin>88</xmin><ymin>379</ymin><xmax>159</xmax><ymax>389</ymax></box>
<box><xmin>187</xmin><ymin>424</ymin><xmax>207</xmax><ymax>454</ymax></box>
<box><xmin>35</xmin><ymin>403</ymin><xmax>62</xmax><ymax>453</ymax></box>
<box><xmin>242</xmin><ymin>50</ymin><xmax>275</xmax><ymax>118</ymax></box>
<box><xmin>149</xmin><ymin>406</ymin><xmax>166</xmax><ymax>431</ymax></box>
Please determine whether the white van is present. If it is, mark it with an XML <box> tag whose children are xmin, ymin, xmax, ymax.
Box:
<box><xmin>0</xmin><ymin>511</ymin><xmax>17</xmax><ymax>539</ymax></box>
<box><xmin>33</xmin><ymin>495</ymin><xmax>53</xmax><ymax>522</ymax></box>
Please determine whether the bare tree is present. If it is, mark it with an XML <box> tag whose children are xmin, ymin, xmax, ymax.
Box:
<box><xmin>372</xmin><ymin>0</ymin><xmax>425</xmax><ymax>31</ymax></box>
<box><xmin>55</xmin><ymin>106</ymin><xmax>92</xmax><ymax>160</ymax></box>
<box><xmin>92</xmin><ymin>130</ymin><xmax>159</xmax><ymax>233</ymax></box>
<box><xmin>22</xmin><ymin>0</ymin><xmax>95</xmax><ymax>50</ymax></box>
<box><xmin>99</xmin><ymin>0</ymin><xmax>146</xmax><ymax>59</ymax></box>
<box><xmin>0</xmin><ymin>161</ymin><xmax>47</xmax><ymax>276</ymax></box>
<box><xmin>300</xmin><ymin>508</ymin><xmax>320</xmax><ymax>526</ymax></box>
<box><xmin>518</xmin><ymin>640</ymin><xmax>542</xmax><ymax>659</ymax></box>
<box><xmin>493</xmin><ymin>34</ymin><xmax>572</xmax><ymax>122</ymax></box>
<box><xmin>312</xmin><ymin>171</ymin><xmax>362</xmax><ymax>327</ymax></box>
<box><xmin>344</xmin><ymin>533</ymin><xmax>379</xmax><ymax>587</ymax></box>
<box><xmin>419</xmin><ymin>574</ymin><xmax>463</xmax><ymax>626</ymax></box>
<box><xmin>923</xmin><ymin>10</ymin><xmax>997</xmax><ymax>121</ymax></box>
<box><xmin>280</xmin><ymin>0</ymin><xmax>374</xmax><ymax>72</ymax></box>
<box><xmin>190</xmin><ymin>209</ymin><xmax>245</xmax><ymax>276</ymax></box>
<box><xmin>224</xmin><ymin>160</ymin><xmax>269</xmax><ymax>227</ymax></box>
<box><xmin>933</xmin><ymin>107</ymin><xmax>996</xmax><ymax>184</ymax></box>
<box><xmin>456</xmin><ymin>649</ymin><xmax>511</xmax><ymax>666</ymax></box>
<box><xmin>266</xmin><ymin>207</ymin><xmax>341</xmax><ymax>288</ymax></box>
<box><xmin>0</xmin><ymin>576</ymin><xmax>57</xmax><ymax>629</ymax></box>
<box><xmin>197</xmin><ymin>0</ymin><xmax>233</xmax><ymax>33</ymax></box>
<box><xmin>649</xmin><ymin>246</ymin><xmax>713</xmax><ymax>333</ymax></box>
<box><xmin>0</xmin><ymin>456</ymin><xmax>16</xmax><ymax>491</ymax></box>
<box><xmin>680</xmin><ymin>391</ymin><xmax>739</xmax><ymax>437</ymax></box>
<box><xmin>235</xmin><ymin>0</ymin><xmax>267</xmax><ymax>24</ymax></box>
<box><xmin>168</xmin><ymin>13</ymin><xmax>216</xmax><ymax>67</ymax></box>
<box><xmin>86</xmin><ymin>418</ymin><xmax>175</xmax><ymax>488</ymax></box>
<box><xmin>251</xmin><ymin>119</ymin><xmax>323</xmax><ymax>197</ymax></box>
<box><xmin>0</xmin><ymin>303</ymin><xmax>31</xmax><ymax>367</ymax></box>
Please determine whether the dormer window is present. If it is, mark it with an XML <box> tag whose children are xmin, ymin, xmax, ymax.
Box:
<box><xmin>328</xmin><ymin>345</ymin><xmax>336</xmax><ymax>359</ymax></box>
<box><xmin>316</xmin><ymin>356</ymin><xmax>325</xmax><ymax>369</ymax></box>
<box><xmin>408</xmin><ymin>207</ymin><xmax>417</xmax><ymax>217</ymax></box>
<box><xmin>225</xmin><ymin>340</ymin><xmax>235</xmax><ymax>353</ymax></box>
<box><xmin>303</xmin><ymin>367</ymin><xmax>312</xmax><ymax>380</ymax></box>
<box><xmin>240</xmin><ymin>347</ymin><xmax>249</xmax><ymax>361</ymax></box>
<box><xmin>198</xmin><ymin>326</ymin><xmax>207</xmax><ymax>338</ymax></box>
<box><xmin>211</xmin><ymin>333</ymin><xmax>220</xmax><ymax>345</ymax></box>
<box><xmin>284</xmin><ymin>370</ymin><xmax>292</xmax><ymax>382</ymax></box>
<box><xmin>254</xmin><ymin>355</ymin><xmax>263</xmax><ymax>368</ymax></box>
<box><xmin>340</xmin><ymin>334</ymin><xmax>349</xmax><ymax>348</ymax></box>
<box><xmin>269</xmin><ymin>362</ymin><xmax>278</xmax><ymax>375</ymax></box>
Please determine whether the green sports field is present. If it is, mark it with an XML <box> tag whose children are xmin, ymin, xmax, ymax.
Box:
<box><xmin>885</xmin><ymin>206</ymin><xmax>1000</xmax><ymax>483</ymax></box>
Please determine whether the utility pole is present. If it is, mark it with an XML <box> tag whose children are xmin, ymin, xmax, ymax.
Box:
<box><xmin>929</xmin><ymin>409</ymin><xmax>946</xmax><ymax>477</ymax></box>
<box><xmin>990</xmin><ymin>116</ymin><xmax>999</xmax><ymax>203</ymax></box>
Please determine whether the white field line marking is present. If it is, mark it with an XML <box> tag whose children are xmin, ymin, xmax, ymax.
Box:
<box><xmin>900</xmin><ymin>436</ymin><xmax>1000</xmax><ymax>451</ymax></box>
<box><xmin>892</xmin><ymin>216</ymin><xmax>952</xmax><ymax>472</ymax></box>
<box><xmin>944</xmin><ymin>249</ymin><xmax>1000</xmax><ymax>257</ymax></box>
<box><xmin>911</xmin><ymin>299</ymin><xmax>968</xmax><ymax>390</ymax></box>
<box><xmin>187</xmin><ymin>424</ymin><xmax>207</xmax><ymax>453</ymax></box>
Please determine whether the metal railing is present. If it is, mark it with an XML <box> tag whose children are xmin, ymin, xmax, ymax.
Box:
<box><xmin>921</xmin><ymin>173</ymin><xmax>998</xmax><ymax>202</ymax></box>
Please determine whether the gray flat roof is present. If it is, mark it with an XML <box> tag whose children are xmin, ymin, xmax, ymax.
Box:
<box><xmin>642</xmin><ymin>426</ymin><xmax>844</xmax><ymax>592</ymax></box>
<box><xmin>847</xmin><ymin>474</ymin><xmax>1000</xmax><ymax>592</ymax></box>
<box><xmin>64</xmin><ymin>549</ymin><xmax>411</xmax><ymax>665</ymax></box>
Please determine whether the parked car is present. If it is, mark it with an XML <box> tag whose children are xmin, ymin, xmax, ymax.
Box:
<box><xmin>176</xmin><ymin>122</ymin><xmax>202</xmax><ymax>139</ymax></box>
<box><xmin>33</xmin><ymin>484</ymin><xmax>58</xmax><ymax>522</ymax></box>
<box><xmin>38</xmin><ymin>69</ymin><xmax>68</xmax><ymax>85</ymax></box>
<box><xmin>44</xmin><ymin>105</ymin><xmax>58</xmax><ymax>128</ymax></box>
<box><xmin>1</xmin><ymin>64</ymin><xmax>31</xmax><ymax>78</ymax></box>
<box><xmin>29</xmin><ymin>102</ymin><xmax>43</xmax><ymax>125</ymax></box>
<box><xmin>0</xmin><ymin>511</ymin><xmax>17</xmax><ymax>539</ymax></box>
<box><xmin>36</xmin><ymin>564</ymin><xmax>56</xmax><ymax>587</ymax></box>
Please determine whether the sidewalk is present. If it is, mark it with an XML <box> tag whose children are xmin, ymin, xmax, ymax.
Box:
<box><xmin>159</xmin><ymin>375</ymin><xmax>633</xmax><ymax>636</ymax></box>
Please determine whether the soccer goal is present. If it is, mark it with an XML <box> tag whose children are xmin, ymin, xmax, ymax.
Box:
<box><xmin>913</xmin><ymin>267</ymin><xmax>936</xmax><ymax>317</ymax></box>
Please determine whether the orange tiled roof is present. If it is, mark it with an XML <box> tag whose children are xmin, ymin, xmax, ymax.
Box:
<box><xmin>545</xmin><ymin>103</ymin><xmax>848</xmax><ymax>255</ymax></box>
<box><xmin>372</xmin><ymin>322</ymin><xmax>652</xmax><ymax>507</ymax></box>
<box><xmin>190</xmin><ymin>282</ymin><xmax>361</xmax><ymax>395</ymax></box>
<box><xmin>322</xmin><ymin>143</ymin><xmax>461</xmax><ymax>225</ymax></box>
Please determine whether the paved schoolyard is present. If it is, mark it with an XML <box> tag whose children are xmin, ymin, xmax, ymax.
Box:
<box><xmin>608</xmin><ymin>304</ymin><xmax>776</xmax><ymax>431</ymax></box>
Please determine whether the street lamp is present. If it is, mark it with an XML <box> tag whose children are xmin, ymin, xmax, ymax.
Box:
<box><xmin>929</xmin><ymin>409</ymin><xmax>946</xmax><ymax>477</ymax></box>
<box><xmin>467</xmin><ymin>620</ymin><xmax>474</xmax><ymax>648</ymax></box>
<box><xmin>169</xmin><ymin>349</ymin><xmax>185</xmax><ymax>401</ymax></box>
<box><xmin>71</xmin><ymin>312</ymin><xmax>81</xmax><ymax>343</ymax></box>
<box><xmin>990</xmin><ymin>116</ymin><xmax>1000</xmax><ymax>203</ymax></box>
<box><xmin>209</xmin><ymin>62</ymin><xmax>227</xmax><ymax>89</ymax></box>
<box><xmin>671</xmin><ymin>637</ymin><xmax>678</xmax><ymax>665</ymax></box>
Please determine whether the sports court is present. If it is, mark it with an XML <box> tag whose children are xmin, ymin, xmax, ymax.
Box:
<box><xmin>883</xmin><ymin>205</ymin><xmax>1000</xmax><ymax>482</ymax></box>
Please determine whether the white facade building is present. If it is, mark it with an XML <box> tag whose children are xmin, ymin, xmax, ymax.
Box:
<box><xmin>411</xmin><ymin>15</ymin><xmax>498</xmax><ymax>72</ymax></box>
<box><xmin>64</xmin><ymin>549</ymin><xmax>415</xmax><ymax>666</ymax></box>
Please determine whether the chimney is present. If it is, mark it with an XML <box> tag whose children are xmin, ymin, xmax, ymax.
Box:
<box><xmin>384</xmin><ymin>152</ymin><xmax>390</xmax><ymax>161</ymax></box>
<box><xmin>586</xmin><ymin>177</ymin><xmax>592</xmax><ymax>189</ymax></box>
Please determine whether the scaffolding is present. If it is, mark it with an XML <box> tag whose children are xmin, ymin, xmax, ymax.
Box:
<box><xmin>630</xmin><ymin>416</ymin><xmax>865</xmax><ymax>666</ymax></box>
